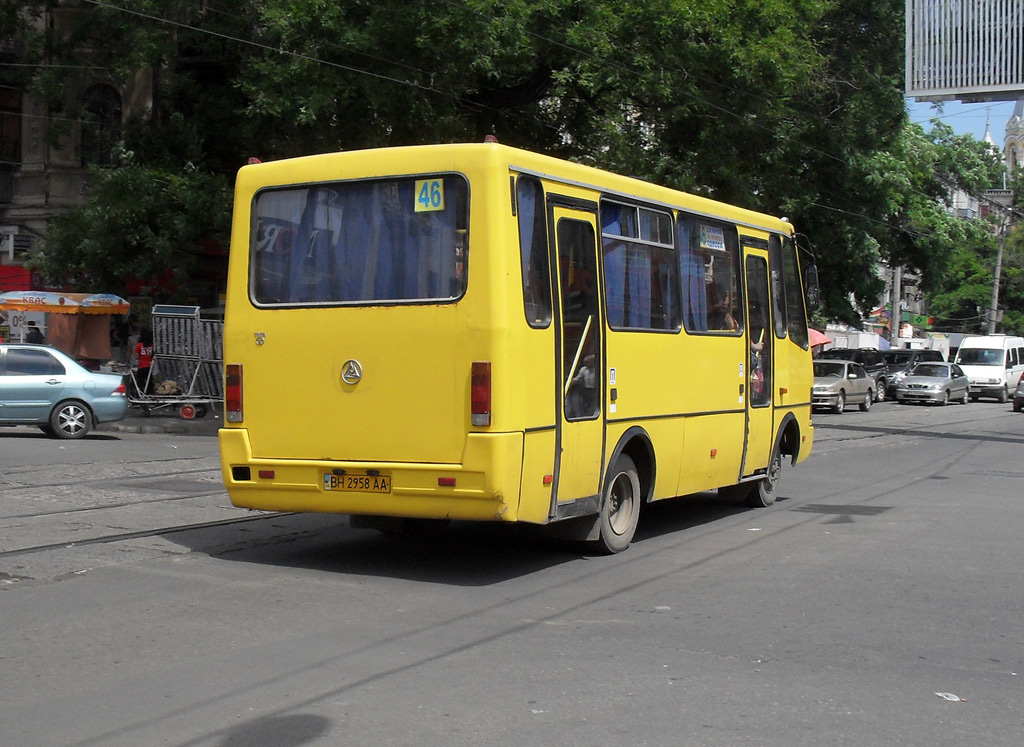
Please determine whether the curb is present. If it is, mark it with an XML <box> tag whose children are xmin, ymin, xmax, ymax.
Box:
<box><xmin>97</xmin><ymin>409</ymin><xmax>222</xmax><ymax>437</ymax></box>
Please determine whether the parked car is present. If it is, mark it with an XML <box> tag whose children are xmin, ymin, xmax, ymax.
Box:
<box><xmin>812</xmin><ymin>360</ymin><xmax>874</xmax><ymax>413</ymax></box>
<box><xmin>818</xmin><ymin>348</ymin><xmax>888</xmax><ymax>401</ymax></box>
<box><xmin>1014</xmin><ymin>371</ymin><xmax>1024</xmax><ymax>412</ymax></box>
<box><xmin>953</xmin><ymin>334</ymin><xmax>1024</xmax><ymax>402</ymax></box>
<box><xmin>0</xmin><ymin>343</ymin><xmax>127</xmax><ymax>438</ymax></box>
<box><xmin>895</xmin><ymin>362</ymin><xmax>970</xmax><ymax>406</ymax></box>
<box><xmin>882</xmin><ymin>348</ymin><xmax>945</xmax><ymax>397</ymax></box>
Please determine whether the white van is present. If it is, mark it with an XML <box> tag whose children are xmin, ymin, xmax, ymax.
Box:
<box><xmin>954</xmin><ymin>335</ymin><xmax>1024</xmax><ymax>402</ymax></box>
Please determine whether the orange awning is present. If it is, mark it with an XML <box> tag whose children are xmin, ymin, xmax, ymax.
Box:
<box><xmin>0</xmin><ymin>291</ymin><xmax>130</xmax><ymax>315</ymax></box>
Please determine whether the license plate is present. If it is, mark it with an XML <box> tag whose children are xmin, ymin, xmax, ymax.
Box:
<box><xmin>323</xmin><ymin>472</ymin><xmax>392</xmax><ymax>493</ymax></box>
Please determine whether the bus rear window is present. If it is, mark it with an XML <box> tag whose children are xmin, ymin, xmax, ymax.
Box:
<box><xmin>250</xmin><ymin>176</ymin><xmax>468</xmax><ymax>305</ymax></box>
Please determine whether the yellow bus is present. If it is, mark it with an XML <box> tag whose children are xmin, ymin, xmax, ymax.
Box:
<box><xmin>219</xmin><ymin>141</ymin><xmax>815</xmax><ymax>553</ymax></box>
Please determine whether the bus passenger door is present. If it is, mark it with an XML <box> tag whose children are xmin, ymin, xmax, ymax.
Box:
<box><xmin>550</xmin><ymin>205</ymin><xmax>604</xmax><ymax>510</ymax></box>
<box><xmin>742</xmin><ymin>253</ymin><xmax>774</xmax><ymax>476</ymax></box>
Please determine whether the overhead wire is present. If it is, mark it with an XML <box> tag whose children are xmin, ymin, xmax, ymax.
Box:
<box><xmin>248</xmin><ymin>0</ymin><xmax>1021</xmax><ymax>237</ymax></box>
<box><xmin>23</xmin><ymin>1</ymin><xmax>1021</xmax><ymax>242</ymax></box>
<box><xmin>79</xmin><ymin>0</ymin><xmax>565</xmax><ymax>138</ymax></box>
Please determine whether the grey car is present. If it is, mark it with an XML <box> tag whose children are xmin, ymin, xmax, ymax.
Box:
<box><xmin>812</xmin><ymin>360</ymin><xmax>874</xmax><ymax>413</ymax></box>
<box><xmin>895</xmin><ymin>362</ymin><xmax>970</xmax><ymax>406</ymax></box>
<box><xmin>819</xmin><ymin>347</ymin><xmax>888</xmax><ymax>401</ymax></box>
<box><xmin>882</xmin><ymin>348</ymin><xmax>945</xmax><ymax>397</ymax></box>
<box><xmin>0</xmin><ymin>343</ymin><xmax>128</xmax><ymax>438</ymax></box>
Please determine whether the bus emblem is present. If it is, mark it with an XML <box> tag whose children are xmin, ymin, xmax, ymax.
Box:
<box><xmin>341</xmin><ymin>360</ymin><xmax>363</xmax><ymax>385</ymax></box>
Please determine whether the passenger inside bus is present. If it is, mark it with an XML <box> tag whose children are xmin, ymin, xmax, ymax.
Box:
<box><xmin>566</xmin><ymin>351</ymin><xmax>599</xmax><ymax>419</ymax></box>
<box><xmin>749</xmin><ymin>303</ymin><xmax>770</xmax><ymax>402</ymax></box>
<box><xmin>708</xmin><ymin>287</ymin><xmax>740</xmax><ymax>331</ymax></box>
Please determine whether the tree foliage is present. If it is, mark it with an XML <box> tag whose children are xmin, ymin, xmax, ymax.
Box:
<box><xmin>34</xmin><ymin>157</ymin><xmax>230</xmax><ymax>294</ymax></box>
<box><xmin>7</xmin><ymin>0</ymin><xmax>1015</xmax><ymax>323</ymax></box>
<box><xmin>918</xmin><ymin>124</ymin><xmax>1018</xmax><ymax>334</ymax></box>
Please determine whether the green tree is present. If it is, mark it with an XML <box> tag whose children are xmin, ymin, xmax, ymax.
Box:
<box><xmin>12</xmin><ymin>0</ymin><xmax>1008</xmax><ymax>326</ymax></box>
<box><xmin>992</xmin><ymin>214</ymin><xmax>1024</xmax><ymax>335</ymax></box>
<box><xmin>915</xmin><ymin>120</ymin><xmax>1015</xmax><ymax>334</ymax></box>
<box><xmin>33</xmin><ymin>159</ymin><xmax>231</xmax><ymax>294</ymax></box>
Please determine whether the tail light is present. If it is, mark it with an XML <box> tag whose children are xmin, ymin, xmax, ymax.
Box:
<box><xmin>112</xmin><ymin>383</ymin><xmax>126</xmax><ymax>396</ymax></box>
<box><xmin>225</xmin><ymin>363</ymin><xmax>243</xmax><ymax>422</ymax></box>
<box><xmin>471</xmin><ymin>361</ymin><xmax>491</xmax><ymax>426</ymax></box>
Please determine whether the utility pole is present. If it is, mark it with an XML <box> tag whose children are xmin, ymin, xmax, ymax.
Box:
<box><xmin>987</xmin><ymin>211</ymin><xmax>1007</xmax><ymax>334</ymax></box>
<box><xmin>890</xmin><ymin>264</ymin><xmax>901</xmax><ymax>345</ymax></box>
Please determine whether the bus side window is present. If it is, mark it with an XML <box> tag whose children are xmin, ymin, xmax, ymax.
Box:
<box><xmin>517</xmin><ymin>176</ymin><xmax>551</xmax><ymax>327</ymax></box>
<box><xmin>601</xmin><ymin>201</ymin><xmax>679</xmax><ymax>331</ymax></box>
<box><xmin>678</xmin><ymin>214</ymin><xmax>741</xmax><ymax>335</ymax></box>
<box><xmin>769</xmin><ymin>234</ymin><xmax>787</xmax><ymax>339</ymax></box>
<box><xmin>781</xmin><ymin>235</ymin><xmax>809</xmax><ymax>347</ymax></box>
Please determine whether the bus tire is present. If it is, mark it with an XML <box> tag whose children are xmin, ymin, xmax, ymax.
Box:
<box><xmin>746</xmin><ymin>443</ymin><xmax>782</xmax><ymax>508</ymax></box>
<box><xmin>596</xmin><ymin>454</ymin><xmax>641</xmax><ymax>554</ymax></box>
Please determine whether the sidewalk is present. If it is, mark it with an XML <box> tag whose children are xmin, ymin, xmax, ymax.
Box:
<box><xmin>97</xmin><ymin>405</ymin><xmax>222</xmax><ymax>437</ymax></box>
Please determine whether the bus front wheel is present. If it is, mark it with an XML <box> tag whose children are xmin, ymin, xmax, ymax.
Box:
<box><xmin>596</xmin><ymin>454</ymin><xmax>641</xmax><ymax>554</ymax></box>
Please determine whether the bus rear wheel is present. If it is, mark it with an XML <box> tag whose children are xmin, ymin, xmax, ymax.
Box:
<box><xmin>746</xmin><ymin>444</ymin><xmax>782</xmax><ymax>508</ymax></box>
<box><xmin>596</xmin><ymin>454</ymin><xmax>641</xmax><ymax>554</ymax></box>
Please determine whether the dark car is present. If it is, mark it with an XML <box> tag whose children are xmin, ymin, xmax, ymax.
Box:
<box><xmin>818</xmin><ymin>348</ymin><xmax>889</xmax><ymax>401</ymax></box>
<box><xmin>882</xmin><ymin>348</ymin><xmax>945</xmax><ymax>397</ymax></box>
<box><xmin>1014</xmin><ymin>371</ymin><xmax>1024</xmax><ymax>412</ymax></box>
<box><xmin>0</xmin><ymin>343</ymin><xmax>127</xmax><ymax>438</ymax></box>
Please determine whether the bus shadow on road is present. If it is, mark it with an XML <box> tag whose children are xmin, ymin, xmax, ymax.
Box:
<box><xmin>177</xmin><ymin>490</ymin><xmax>761</xmax><ymax>586</ymax></box>
<box><xmin>634</xmin><ymin>490</ymin><xmax>767</xmax><ymax>543</ymax></box>
<box><xmin>195</xmin><ymin>515</ymin><xmax>583</xmax><ymax>586</ymax></box>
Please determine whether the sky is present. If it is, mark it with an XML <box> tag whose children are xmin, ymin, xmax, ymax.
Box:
<box><xmin>905</xmin><ymin>97</ymin><xmax>1019</xmax><ymax>144</ymax></box>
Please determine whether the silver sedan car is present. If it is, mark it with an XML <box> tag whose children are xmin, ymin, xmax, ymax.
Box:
<box><xmin>812</xmin><ymin>360</ymin><xmax>874</xmax><ymax>413</ymax></box>
<box><xmin>0</xmin><ymin>343</ymin><xmax>128</xmax><ymax>438</ymax></box>
<box><xmin>895</xmin><ymin>362</ymin><xmax>970</xmax><ymax>406</ymax></box>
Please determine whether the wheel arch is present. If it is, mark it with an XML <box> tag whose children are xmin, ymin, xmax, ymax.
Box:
<box><xmin>775</xmin><ymin>411</ymin><xmax>803</xmax><ymax>466</ymax></box>
<box><xmin>51</xmin><ymin>397</ymin><xmax>96</xmax><ymax>421</ymax></box>
<box><xmin>606</xmin><ymin>426</ymin><xmax>656</xmax><ymax>504</ymax></box>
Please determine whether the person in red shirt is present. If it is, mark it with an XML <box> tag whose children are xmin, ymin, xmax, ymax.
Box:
<box><xmin>132</xmin><ymin>328</ymin><xmax>155</xmax><ymax>395</ymax></box>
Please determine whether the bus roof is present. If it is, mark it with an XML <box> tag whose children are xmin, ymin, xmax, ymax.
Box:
<box><xmin>239</xmin><ymin>142</ymin><xmax>794</xmax><ymax>238</ymax></box>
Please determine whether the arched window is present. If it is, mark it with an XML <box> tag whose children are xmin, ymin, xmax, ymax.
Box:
<box><xmin>81</xmin><ymin>84</ymin><xmax>122</xmax><ymax>167</ymax></box>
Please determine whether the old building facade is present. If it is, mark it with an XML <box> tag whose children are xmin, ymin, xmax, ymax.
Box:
<box><xmin>1</xmin><ymin>4</ymin><xmax>152</xmax><ymax>291</ymax></box>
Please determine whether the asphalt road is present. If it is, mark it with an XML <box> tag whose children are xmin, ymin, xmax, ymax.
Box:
<box><xmin>1</xmin><ymin>400</ymin><xmax>1022</xmax><ymax>746</ymax></box>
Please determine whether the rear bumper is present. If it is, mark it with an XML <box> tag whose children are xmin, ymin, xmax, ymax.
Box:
<box><xmin>90</xmin><ymin>396</ymin><xmax>128</xmax><ymax>423</ymax></box>
<box><xmin>218</xmin><ymin>427</ymin><xmax>524</xmax><ymax>522</ymax></box>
